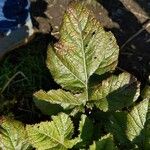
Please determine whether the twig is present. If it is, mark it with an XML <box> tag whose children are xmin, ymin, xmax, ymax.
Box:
<box><xmin>121</xmin><ymin>21</ymin><xmax>150</xmax><ymax>49</ymax></box>
<box><xmin>116</xmin><ymin>66</ymin><xmax>128</xmax><ymax>73</ymax></box>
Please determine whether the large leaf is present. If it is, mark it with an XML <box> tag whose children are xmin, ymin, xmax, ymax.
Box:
<box><xmin>0</xmin><ymin>117</ymin><xmax>31</xmax><ymax>150</ymax></box>
<box><xmin>26</xmin><ymin>113</ymin><xmax>79</xmax><ymax>150</ymax></box>
<box><xmin>108</xmin><ymin>99</ymin><xmax>150</xmax><ymax>149</ymax></box>
<box><xmin>34</xmin><ymin>89</ymin><xmax>85</xmax><ymax>110</ymax></box>
<box><xmin>90</xmin><ymin>72</ymin><xmax>140</xmax><ymax>111</ymax></box>
<box><xmin>46</xmin><ymin>2</ymin><xmax>119</xmax><ymax>93</ymax></box>
<box><xmin>89</xmin><ymin>134</ymin><xmax>116</xmax><ymax>150</ymax></box>
<box><xmin>126</xmin><ymin>99</ymin><xmax>149</xmax><ymax>145</ymax></box>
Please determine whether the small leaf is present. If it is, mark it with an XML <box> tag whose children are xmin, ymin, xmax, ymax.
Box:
<box><xmin>0</xmin><ymin>117</ymin><xmax>31</xmax><ymax>150</ymax></box>
<box><xmin>34</xmin><ymin>89</ymin><xmax>85</xmax><ymax>110</ymax></box>
<box><xmin>26</xmin><ymin>113</ymin><xmax>79</xmax><ymax>150</ymax></box>
<box><xmin>89</xmin><ymin>134</ymin><xmax>116</xmax><ymax>150</ymax></box>
<box><xmin>90</xmin><ymin>72</ymin><xmax>140</xmax><ymax>111</ymax></box>
<box><xmin>46</xmin><ymin>2</ymin><xmax>119</xmax><ymax>93</ymax></box>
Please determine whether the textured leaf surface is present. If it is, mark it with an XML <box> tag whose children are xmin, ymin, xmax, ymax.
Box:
<box><xmin>126</xmin><ymin>99</ymin><xmax>149</xmax><ymax>142</ymax></box>
<box><xmin>108</xmin><ymin>99</ymin><xmax>150</xmax><ymax>149</ymax></box>
<box><xmin>0</xmin><ymin>117</ymin><xmax>31</xmax><ymax>150</ymax></box>
<box><xmin>90</xmin><ymin>73</ymin><xmax>140</xmax><ymax>111</ymax></box>
<box><xmin>26</xmin><ymin>113</ymin><xmax>78</xmax><ymax>150</ymax></box>
<box><xmin>34</xmin><ymin>89</ymin><xmax>85</xmax><ymax>110</ymax></box>
<box><xmin>140</xmin><ymin>86</ymin><xmax>150</xmax><ymax>149</ymax></box>
<box><xmin>89</xmin><ymin>134</ymin><xmax>116</xmax><ymax>150</ymax></box>
<box><xmin>47</xmin><ymin>2</ymin><xmax>119</xmax><ymax>93</ymax></box>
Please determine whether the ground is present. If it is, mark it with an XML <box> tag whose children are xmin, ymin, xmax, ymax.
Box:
<box><xmin>0</xmin><ymin>0</ymin><xmax>150</xmax><ymax>123</ymax></box>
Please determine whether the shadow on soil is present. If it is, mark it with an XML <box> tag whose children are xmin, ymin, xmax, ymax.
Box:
<box><xmin>99</xmin><ymin>0</ymin><xmax>150</xmax><ymax>84</ymax></box>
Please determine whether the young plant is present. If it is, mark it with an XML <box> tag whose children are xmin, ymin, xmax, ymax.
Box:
<box><xmin>0</xmin><ymin>2</ymin><xmax>149</xmax><ymax>150</ymax></box>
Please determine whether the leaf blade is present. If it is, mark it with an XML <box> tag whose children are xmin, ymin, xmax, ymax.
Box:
<box><xmin>34</xmin><ymin>89</ymin><xmax>85</xmax><ymax>110</ymax></box>
<box><xmin>26</xmin><ymin>113</ymin><xmax>78</xmax><ymax>150</ymax></box>
<box><xmin>89</xmin><ymin>134</ymin><xmax>116</xmax><ymax>150</ymax></box>
<box><xmin>90</xmin><ymin>73</ymin><xmax>140</xmax><ymax>111</ymax></box>
<box><xmin>126</xmin><ymin>99</ymin><xmax>149</xmax><ymax>142</ymax></box>
<box><xmin>47</xmin><ymin>2</ymin><xmax>119</xmax><ymax>92</ymax></box>
<box><xmin>0</xmin><ymin>117</ymin><xmax>31</xmax><ymax>150</ymax></box>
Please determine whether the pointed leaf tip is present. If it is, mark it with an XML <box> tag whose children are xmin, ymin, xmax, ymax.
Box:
<box><xmin>47</xmin><ymin>2</ymin><xmax>119</xmax><ymax>92</ymax></box>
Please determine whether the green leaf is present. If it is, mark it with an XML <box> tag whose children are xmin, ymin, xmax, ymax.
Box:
<box><xmin>34</xmin><ymin>89</ymin><xmax>85</xmax><ymax>110</ymax></box>
<box><xmin>90</xmin><ymin>72</ymin><xmax>140</xmax><ymax>111</ymax></box>
<box><xmin>0</xmin><ymin>117</ymin><xmax>31</xmax><ymax>150</ymax></box>
<box><xmin>34</xmin><ymin>98</ymin><xmax>63</xmax><ymax>116</ymax></box>
<box><xmin>141</xmin><ymin>85</ymin><xmax>150</xmax><ymax>99</ymax></box>
<box><xmin>144</xmin><ymin>120</ymin><xmax>150</xmax><ymax>150</ymax></box>
<box><xmin>109</xmin><ymin>112</ymin><xmax>128</xmax><ymax>142</ymax></box>
<box><xmin>46</xmin><ymin>2</ymin><xmax>119</xmax><ymax>93</ymax></box>
<box><xmin>140</xmin><ymin>86</ymin><xmax>150</xmax><ymax>149</ymax></box>
<box><xmin>26</xmin><ymin>113</ymin><xmax>79</xmax><ymax>150</ymax></box>
<box><xmin>126</xmin><ymin>99</ymin><xmax>149</xmax><ymax>142</ymax></box>
<box><xmin>108</xmin><ymin>99</ymin><xmax>150</xmax><ymax>149</ymax></box>
<box><xmin>89</xmin><ymin>134</ymin><xmax>116</xmax><ymax>150</ymax></box>
<box><xmin>108</xmin><ymin>112</ymin><xmax>133</xmax><ymax>149</ymax></box>
<box><xmin>78</xmin><ymin>115</ymin><xmax>93</xmax><ymax>147</ymax></box>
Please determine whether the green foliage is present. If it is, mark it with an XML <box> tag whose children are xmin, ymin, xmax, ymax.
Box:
<box><xmin>89</xmin><ymin>134</ymin><xmax>116</xmax><ymax>150</ymax></box>
<box><xmin>0</xmin><ymin>2</ymin><xmax>150</xmax><ymax>150</ymax></box>
<box><xmin>32</xmin><ymin>2</ymin><xmax>149</xmax><ymax>149</ymax></box>
<box><xmin>46</xmin><ymin>2</ymin><xmax>119</xmax><ymax>92</ymax></box>
<box><xmin>26</xmin><ymin>113</ymin><xmax>79</xmax><ymax>150</ymax></box>
<box><xmin>34</xmin><ymin>89</ymin><xmax>84</xmax><ymax>110</ymax></box>
<box><xmin>108</xmin><ymin>99</ymin><xmax>150</xmax><ymax>149</ymax></box>
<box><xmin>35</xmin><ymin>1</ymin><xmax>122</xmax><ymax>114</ymax></box>
<box><xmin>0</xmin><ymin>117</ymin><xmax>31</xmax><ymax>150</ymax></box>
<box><xmin>90</xmin><ymin>72</ymin><xmax>140</xmax><ymax>111</ymax></box>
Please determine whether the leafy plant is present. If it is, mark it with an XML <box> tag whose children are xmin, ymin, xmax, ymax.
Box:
<box><xmin>0</xmin><ymin>2</ymin><xmax>149</xmax><ymax>150</ymax></box>
<box><xmin>0</xmin><ymin>117</ymin><xmax>31</xmax><ymax>149</ymax></box>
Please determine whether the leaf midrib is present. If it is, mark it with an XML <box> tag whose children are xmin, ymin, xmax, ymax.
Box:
<box><xmin>37</xmin><ymin>129</ymin><xmax>68</xmax><ymax>149</ymax></box>
<box><xmin>53</xmin><ymin>47</ymin><xmax>86</xmax><ymax>87</ymax></box>
<box><xmin>67</xmin><ymin>5</ymin><xmax>89</xmax><ymax>101</ymax></box>
<box><xmin>1</xmin><ymin>127</ymin><xmax>16</xmax><ymax>150</ymax></box>
<box><xmin>77</xmin><ymin>12</ymin><xmax>89</xmax><ymax>102</ymax></box>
